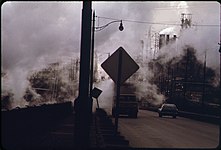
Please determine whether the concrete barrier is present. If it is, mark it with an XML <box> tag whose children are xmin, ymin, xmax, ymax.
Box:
<box><xmin>140</xmin><ymin>108</ymin><xmax>220</xmax><ymax>125</ymax></box>
<box><xmin>1</xmin><ymin>101</ymin><xmax>73</xmax><ymax>150</ymax></box>
<box><xmin>94</xmin><ymin>108</ymin><xmax>130</xmax><ymax>148</ymax></box>
<box><xmin>178</xmin><ymin>111</ymin><xmax>220</xmax><ymax>125</ymax></box>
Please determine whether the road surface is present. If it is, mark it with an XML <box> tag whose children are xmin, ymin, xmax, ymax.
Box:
<box><xmin>115</xmin><ymin>110</ymin><xmax>219</xmax><ymax>148</ymax></box>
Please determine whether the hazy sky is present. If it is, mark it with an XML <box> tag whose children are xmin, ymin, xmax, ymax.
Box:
<box><xmin>2</xmin><ymin>1</ymin><xmax>220</xmax><ymax>71</ymax></box>
<box><xmin>1</xmin><ymin>1</ymin><xmax>220</xmax><ymax>103</ymax></box>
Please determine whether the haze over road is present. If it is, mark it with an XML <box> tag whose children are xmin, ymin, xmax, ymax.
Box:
<box><xmin>115</xmin><ymin>110</ymin><xmax>219</xmax><ymax>148</ymax></box>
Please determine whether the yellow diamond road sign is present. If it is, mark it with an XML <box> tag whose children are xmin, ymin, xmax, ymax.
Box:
<box><xmin>101</xmin><ymin>47</ymin><xmax>139</xmax><ymax>84</ymax></box>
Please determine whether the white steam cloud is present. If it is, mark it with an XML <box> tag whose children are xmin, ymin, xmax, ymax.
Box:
<box><xmin>93</xmin><ymin>79</ymin><xmax>115</xmax><ymax>114</ymax></box>
<box><xmin>2</xmin><ymin>1</ymin><xmax>220</xmax><ymax>109</ymax></box>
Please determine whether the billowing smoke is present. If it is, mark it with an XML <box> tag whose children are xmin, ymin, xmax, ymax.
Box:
<box><xmin>156</xmin><ymin>26</ymin><xmax>220</xmax><ymax>87</ymax></box>
<box><xmin>155</xmin><ymin>2</ymin><xmax>219</xmax><ymax>74</ymax></box>
<box><xmin>2</xmin><ymin>2</ymin><xmax>219</xmax><ymax>109</ymax></box>
<box><xmin>93</xmin><ymin>1</ymin><xmax>219</xmax><ymax>108</ymax></box>
<box><xmin>93</xmin><ymin>79</ymin><xmax>115</xmax><ymax>114</ymax></box>
<box><xmin>2</xmin><ymin>2</ymin><xmax>81</xmax><ymax>109</ymax></box>
<box><xmin>24</xmin><ymin>59</ymin><xmax>80</xmax><ymax>106</ymax></box>
<box><xmin>2</xmin><ymin>68</ymin><xmax>30</xmax><ymax>109</ymax></box>
<box><xmin>134</xmin><ymin>80</ymin><xmax>166</xmax><ymax>106</ymax></box>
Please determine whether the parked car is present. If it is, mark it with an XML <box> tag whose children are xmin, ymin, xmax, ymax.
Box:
<box><xmin>158</xmin><ymin>103</ymin><xmax>178</xmax><ymax>118</ymax></box>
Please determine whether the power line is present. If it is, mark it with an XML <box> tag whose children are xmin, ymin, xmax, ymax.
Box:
<box><xmin>192</xmin><ymin>24</ymin><xmax>220</xmax><ymax>27</ymax></box>
<box><xmin>96</xmin><ymin>16</ymin><xmax>180</xmax><ymax>26</ymax></box>
<box><xmin>96</xmin><ymin>16</ymin><xmax>220</xmax><ymax>27</ymax></box>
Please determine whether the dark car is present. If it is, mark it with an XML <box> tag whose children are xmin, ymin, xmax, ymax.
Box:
<box><xmin>158</xmin><ymin>103</ymin><xmax>178</xmax><ymax>118</ymax></box>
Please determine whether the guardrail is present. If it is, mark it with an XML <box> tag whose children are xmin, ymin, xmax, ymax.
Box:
<box><xmin>178</xmin><ymin>111</ymin><xmax>220</xmax><ymax>125</ymax></box>
<box><xmin>1</xmin><ymin>101</ymin><xmax>73</xmax><ymax>150</ymax></box>
<box><xmin>140</xmin><ymin>107</ymin><xmax>220</xmax><ymax>125</ymax></box>
<box><xmin>94</xmin><ymin>108</ymin><xmax>130</xmax><ymax>148</ymax></box>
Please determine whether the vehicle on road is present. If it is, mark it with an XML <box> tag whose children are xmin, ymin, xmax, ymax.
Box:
<box><xmin>158</xmin><ymin>103</ymin><xmax>178</xmax><ymax>118</ymax></box>
<box><xmin>112</xmin><ymin>83</ymin><xmax>138</xmax><ymax>118</ymax></box>
<box><xmin>112</xmin><ymin>94</ymin><xmax>138</xmax><ymax>118</ymax></box>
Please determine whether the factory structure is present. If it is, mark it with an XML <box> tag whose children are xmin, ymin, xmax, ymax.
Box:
<box><xmin>134</xmin><ymin>13</ymin><xmax>192</xmax><ymax>83</ymax></box>
<box><xmin>93</xmin><ymin>13</ymin><xmax>193</xmax><ymax>83</ymax></box>
<box><xmin>140</xmin><ymin>13</ymin><xmax>192</xmax><ymax>61</ymax></box>
<box><xmin>137</xmin><ymin>13</ymin><xmax>205</xmax><ymax>107</ymax></box>
<box><xmin>138</xmin><ymin>12</ymin><xmax>219</xmax><ymax>115</ymax></box>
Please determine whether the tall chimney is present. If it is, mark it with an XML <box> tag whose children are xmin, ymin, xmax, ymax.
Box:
<box><xmin>159</xmin><ymin>34</ymin><xmax>165</xmax><ymax>49</ymax></box>
<box><xmin>173</xmin><ymin>35</ymin><xmax>177</xmax><ymax>41</ymax></box>
<box><xmin>166</xmin><ymin>34</ymin><xmax>170</xmax><ymax>45</ymax></box>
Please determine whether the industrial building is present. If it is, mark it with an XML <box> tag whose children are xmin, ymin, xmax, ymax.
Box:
<box><xmin>139</xmin><ymin>13</ymin><xmax>192</xmax><ymax>61</ymax></box>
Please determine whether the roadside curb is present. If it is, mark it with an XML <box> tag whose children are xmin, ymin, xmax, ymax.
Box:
<box><xmin>94</xmin><ymin>108</ymin><xmax>130</xmax><ymax>148</ymax></box>
<box><xmin>178</xmin><ymin>111</ymin><xmax>220</xmax><ymax>125</ymax></box>
<box><xmin>140</xmin><ymin>108</ymin><xmax>220</xmax><ymax>125</ymax></box>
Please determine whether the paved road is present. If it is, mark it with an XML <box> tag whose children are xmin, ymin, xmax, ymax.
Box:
<box><xmin>115</xmin><ymin>110</ymin><xmax>219</xmax><ymax>149</ymax></box>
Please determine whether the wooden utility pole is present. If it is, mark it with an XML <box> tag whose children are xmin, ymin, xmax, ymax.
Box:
<box><xmin>202</xmin><ymin>51</ymin><xmax>207</xmax><ymax>110</ymax></box>
<box><xmin>89</xmin><ymin>10</ymin><xmax>95</xmax><ymax>117</ymax></box>
<box><xmin>74</xmin><ymin>2</ymin><xmax>92</xmax><ymax>149</ymax></box>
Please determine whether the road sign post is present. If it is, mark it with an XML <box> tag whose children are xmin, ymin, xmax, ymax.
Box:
<box><xmin>101</xmin><ymin>46</ymin><xmax>139</xmax><ymax>134</ymax></box>
<box><xmin>91</xmin><ymin>87</ymin><xmax>102</xmax><ymax>109</ymax></box>
<box><xmin>115</xmin><ymin>48</ymin><xmax>122</xmax><ymax>134</ymax></box>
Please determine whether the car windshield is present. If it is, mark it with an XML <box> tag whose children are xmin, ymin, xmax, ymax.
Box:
<box><xmin>162</xmin><ymin>104</ymin><xmax>177</xmax><ymax>110</ymax></box>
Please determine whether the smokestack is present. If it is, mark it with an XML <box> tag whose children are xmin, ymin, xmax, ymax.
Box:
<box><xmin>166</xmin><ymin>34</ymin><xmax>170</xmax><ymax>45</ymax></box>
<box><xmin>173</xmin><ymin>35</ymin><xmax>177</xmax><ymax>42</ymax></box>
<box><xmin>159</xmin><ymin>34</ymin><xmax>165</xmax><ymax>49</ymax></box>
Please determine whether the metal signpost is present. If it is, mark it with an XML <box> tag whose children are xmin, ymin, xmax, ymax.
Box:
<box><xmin>91</xmin><ymin>87</ymin><xmax>103</xmax><ymax>108</ymax></box>
<box><xmin>101</xmin><ymin>46</ymin><xmax>139</xmax><ymax>134</ymax></box>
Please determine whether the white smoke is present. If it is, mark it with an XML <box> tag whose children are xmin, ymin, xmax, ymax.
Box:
<box><xmin>2</xmin><ymin>2</ymin><xmax>81</xmax><ymax>108</ymax></box>
<box><xmin>58</xmin><ymin>58</ymin><xmax>80</xmax><ymax>101</ymax></box>
<box><xmin>178</xmin><ymin>27</ymin><xmax>220</xmax><ymax>71</ymax></box>
<box><xmin>136</xmin><ymin>81</ymin><xmax>165</xmax><ymax>106</ymax></box>
<box><xmin>152</xmin><ymin>1</ymin><xmax>220</xmax><ymax>86</ymax></box>
<box><xmin>129</xmin><ymin>58</ymin><xmax>166</xmax><ymax>106</ymax></box>
<box><xmin>157</xmin><ymin>26</ymin><xmax>220</xmax><ymax>87</ymax></box>
<box><xmin>93</xmin><ymin>79</ymin><xmax>115</xmax><ymax>115</ymax></box>
<box><xmin>2</xmin><ymin>68</ymin><xmax>29</xmax><ymax>109</ymax></box>
<box><xmin>2</xmin><ymin>1</ymin><xmax>219</xmax><ymax>109</ymax></box>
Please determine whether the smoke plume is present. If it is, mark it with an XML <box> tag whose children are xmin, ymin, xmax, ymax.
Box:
<box><xmin>2</xmin><ymin>1</ymin><xmax>219</xmax><ymax>109</ymax></box>
<box><xmin>93</xmin><ymin>79</ymin><xmax>115</xmax><ymax>114</ymax></box>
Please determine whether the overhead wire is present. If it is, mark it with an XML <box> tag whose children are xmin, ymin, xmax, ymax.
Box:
<box><xmin>96</xmin><ymin>16</ymin><xmax>220</xmax><ymax>27</ymax></box>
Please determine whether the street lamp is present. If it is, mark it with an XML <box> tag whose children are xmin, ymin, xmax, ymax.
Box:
<box><xmin>95</xmin><ymin>19</ymin><xmax>124</xmax><ymax>32</ymax></box>
<box><xmin>119</xmin><ymin>20</ymin><xmax>124</xmax><ymax>31</ymax></box>
<box><xmin>89</xmin><ymin>10</ymin><xmax>124</xmax><ymax>114</ymax></box>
